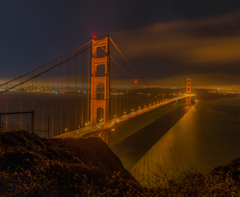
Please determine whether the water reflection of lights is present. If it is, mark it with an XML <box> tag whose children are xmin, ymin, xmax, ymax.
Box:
<box><xmin>130</xmin><ymin>102</ymin><xmax>197</xmax><ymax>185</ymax></box>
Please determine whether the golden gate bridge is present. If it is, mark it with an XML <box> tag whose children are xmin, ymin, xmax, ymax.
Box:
<box><xmin>0</xmin><ymin>36</ymin><xmax>193</xmax><ymax>144</ymax></box>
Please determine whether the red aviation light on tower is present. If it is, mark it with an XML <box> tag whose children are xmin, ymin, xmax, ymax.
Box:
<box><xmin>93</xmin><ymin>35</ymin><xmax>96</xmax><ymax>39</ymax></box>
<box><xmin>134</xmin><ymin>80</ymin><xmax>137</xmax><ymax>84</ymax></box>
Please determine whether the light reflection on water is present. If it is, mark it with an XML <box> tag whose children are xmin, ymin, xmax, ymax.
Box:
<box><xmin>130</xmin><ymin>97</ymin><xmax>240</xmax><ymax>185</ymax></box>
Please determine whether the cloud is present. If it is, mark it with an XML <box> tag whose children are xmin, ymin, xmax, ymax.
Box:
<box><xmin>111</xmin><ymin>10</ymin><xmax>240</xmax><ymax>76</ymax></box>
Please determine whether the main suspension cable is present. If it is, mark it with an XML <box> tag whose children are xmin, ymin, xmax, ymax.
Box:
<box><xmin>99</xmin><ymin>46</ymin><xmax>145</xmax><ymax>89</ymax></box>
<box><xmin>0</xmin><ymin>41</ymin><xmax>102</xmax><ymax>94</ymax></box>
<box><xmin>0</xmin><ymin>40</ymin><xmax>92</xmax><ymax>88</ymax></box>
<box><xmin>109</xmin><ymin>37</ymin><xmax>151</xmax><ymax>88</ymax></box>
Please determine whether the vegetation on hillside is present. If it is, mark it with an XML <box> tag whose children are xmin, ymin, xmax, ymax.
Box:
<box><xmin>0</xmin><ymin>130</ymin><xmax>240</xmax><ymax>196</ymax></box>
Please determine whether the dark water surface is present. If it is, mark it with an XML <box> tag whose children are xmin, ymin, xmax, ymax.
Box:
<box><xmin>111</xmin><ymin>105</ymin><xmax>190</xmax><ymax>170</ymax></box>
<box><xmin>0</xmin><ymin>91</ymin><xmax>165</xmax><ymax>137</ymax></box>
<box><xmin>109</xmin><ymin>95</ymin><xmax>240</xmax><ymax>184</ymax></box>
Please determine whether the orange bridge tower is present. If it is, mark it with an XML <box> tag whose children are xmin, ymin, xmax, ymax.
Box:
<box><xmin>186</xmin><ymin>77</ymin><xmax>191</xmax><ymax>105</ymax></box>
<box><xmin>90</xmin><ymin>36</ymin><xmax>110</xmax><ymax>131</ymax></box>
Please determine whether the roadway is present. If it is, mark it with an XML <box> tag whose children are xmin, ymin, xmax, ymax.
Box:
<box><xmin>53</xmin><ymin>95</ymin><xmax>194</xmax><ymax>139</ymax></box>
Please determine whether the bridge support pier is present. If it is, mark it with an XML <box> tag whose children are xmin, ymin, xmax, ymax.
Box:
<box><xmin>103</xmin><ymin>129</ymin><xmax>109</xmax><ymax>144</ymax></box>
<box><xmin>90</xmin><ymin>36</ymin><xmax>110</xmax><ymax>144</ymax></box>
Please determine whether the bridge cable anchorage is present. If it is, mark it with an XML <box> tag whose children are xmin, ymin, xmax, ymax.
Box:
<box><xmin>0</xmin><ymin>40</ymin><xmax>92</xmax><ymax>88</ymax></box>
<box><xmin>109</xmin><ymin>37</ymin><xmax>151</xmax><ymax>88</ymax></box>
<box><xmin>0</xmin><ymin>40</ymin><xmax>103</xmax><ymax>94</ymax></box>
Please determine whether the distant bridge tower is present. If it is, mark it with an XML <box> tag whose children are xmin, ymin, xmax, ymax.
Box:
<box><xmin>91</xmin><ymin>36</ymin><xmax>110</xmax><ymax>142</ymax></box>
<box><xmin>186</xmin><ymin>77</ymin><xmax>191</xmax><ymax>105</ymax></box>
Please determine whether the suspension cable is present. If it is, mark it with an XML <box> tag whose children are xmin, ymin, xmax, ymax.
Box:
<box><xmin>99</xmin><ymin>46</ymin><xmax>145</xmax><ymax>89</ymax></box>
<box><xmin>110</xmin><ymin>38</ymin><xmax>163</xmax><ymax>103</ymax></box>
<box><xmin>109</xmin><ymin>37</ymin><xmax>151</xmax><ymax>88</ymax></box>
<box><xmin>0</xmin><ymin>40</ymin><xmax>92</xmax><ymax>88</ymax></box>
<box><xmin>0</xmin><ymin>43</ymin><xmax>96</xmax><ymax>94</ymax></box>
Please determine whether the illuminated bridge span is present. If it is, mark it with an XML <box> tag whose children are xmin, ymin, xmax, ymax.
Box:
<box><xmin>0</xmin><ymin>36</ymin><xmax>194</xmax><ymax>144</ymax></box>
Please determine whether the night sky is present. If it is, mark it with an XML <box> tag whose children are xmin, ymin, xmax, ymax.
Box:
<box><xmin>1</xmin><ymin>0</ymin><xmax>240</xmax><ymax>87</ymax></box>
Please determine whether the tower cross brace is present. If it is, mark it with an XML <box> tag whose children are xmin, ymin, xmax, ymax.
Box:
<box><xmin>90</xmin><ymin>36</ymin><xmax>110</xmax><ymax>128</ymax></box>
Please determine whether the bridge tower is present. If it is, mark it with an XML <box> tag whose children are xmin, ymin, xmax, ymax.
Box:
<box><xmin>186</xmin><ymin>77</ymin><xmax>191</xmax><ymax>105</ymax></box>
<box><xmin>91</xmin><ymin>36</ymin><xmax>110</xmax><ymax>142</ymax></box>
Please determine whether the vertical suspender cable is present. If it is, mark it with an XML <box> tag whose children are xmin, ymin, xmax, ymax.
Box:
<box><xmin>113</xmin><ymin>58</ymin><xmax>115</xmax><ymax>118</ymax></box>
<box><xmin>58</xmin><ymin>63</ymin><xmax>60</xmax><ymax>135</ymax></box>
<box><xmin>5</xmin><ymin>85</ymin><xmax>8</xmax><ymax>132</ymax></box>
<box><xmin>32</xmin><ymin>73</ymin><xmax>34</xmax><ymax>110</ymax></box>
<box><xmin>75</xmin><ymin>52</ymin><xmax>77</xmax><ymax>130</ymax></box>
<box><xmin>102</xmin><ymin>49</ymin><xmax>104</xmax><ymax>121</ymax></box>
<box><xmin>60</xmin><ymin>64</ymin><xmax>63</xmax><ymax>134</ymax></box>
<box><xmin>20</xmin><ymin>77</ymin><xmax>22</xmax><ymax>129</ymax></box>
<box><xmin>52</xmin><ymin>68</ymin><xmax>54</xmax><ymax>137</ymax></box>
<box><xmin>42</xmin><ymin>68</ymin><xmax>45</xmax><ymax>137</ymax></box>
<box><xmin>47</xmin><ymin>70</ymin><xmax>49</xmax><ymax>135</ymax></box>
<box><xmin>115</xmin><ymin>55</ymin><xmax>117</xmax><ymax>117</ymax></box>
<box><xmin>110</xmin><ymin>58</ymin><xmax>112</xmax><ymax>119</ymax></box>
<box><xmin>87</xmin><ymin>43</ymin><xmax>90</xmax><ymax>124</ymax></box>
<box><xmin>81</xmin><ymin>53</ymin><xmax>84</xmax><ymax>128</ymax></box>
<box><xmin>126</xmin><ymin>79</ymin><xmax>128</xmax><ymax>114</ymax></box>
<box><xmin>120</xmin><ymin>66</ymin><xmax>122</xmax><ymax>116</ymax></box>
<box><xmin>130</xmin><ymin>79</ymin><xmax>132</xmax><ymax>112</ymax></box>
<box><xmin>67</xmin><ymin>57</ymin><xmax>70</xmax><ymax>132</ymax></box>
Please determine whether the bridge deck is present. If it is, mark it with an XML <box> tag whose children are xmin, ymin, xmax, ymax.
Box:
<box><xmin>53</xmin><ymin>95</ymin><xmax>194</xmax><ymax>139</ymax></box>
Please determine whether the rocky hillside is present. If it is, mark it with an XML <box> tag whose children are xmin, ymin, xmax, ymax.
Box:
<box><xmin>0</xmin><ymin>130</ymin><xmax>141</xmax><ymax>196</ymax></box>
<box><xmin>1</xmin><ymin>130</ymin><xmax>240</xmax><ymax>196</ymax></box>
